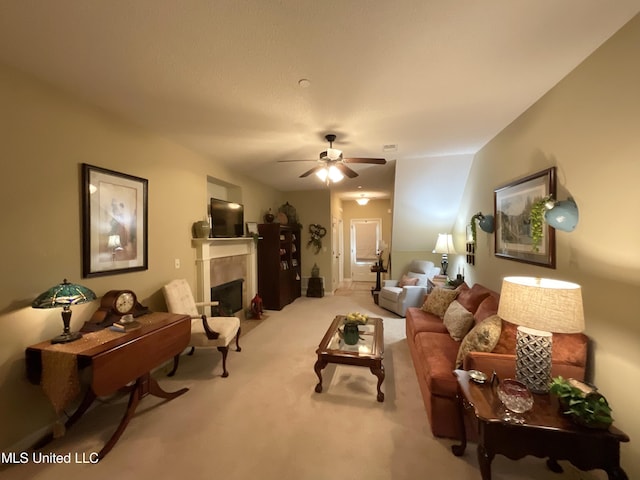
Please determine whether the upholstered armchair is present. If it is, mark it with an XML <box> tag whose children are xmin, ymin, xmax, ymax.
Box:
<box><xmin>163</xmin><ymin>279</ymin><xmax>241</xmax><ymax>377</ymax></box>
<box><xmin>378</xmin><ymin>260</ymin><xmax>441</xmax><ymax>316</ymax></box>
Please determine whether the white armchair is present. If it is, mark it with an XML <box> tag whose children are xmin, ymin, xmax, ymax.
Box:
<box><xmin>378</xmin><ymin>260</ymin><xmax>441</xmax><ymax>316</ymax></box>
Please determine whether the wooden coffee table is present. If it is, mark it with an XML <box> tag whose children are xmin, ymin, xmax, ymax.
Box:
<box><xmin>314</xmin><ymin>315</ymin><xmax>385</xmax><ymax>402</ymax></box>
<box><xmin>452</xmin><ymin>369</ymin><xmax>629</xmax><ymax>479</ymax></box>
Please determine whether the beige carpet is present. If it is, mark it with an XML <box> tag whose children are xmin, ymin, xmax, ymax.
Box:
<box><xmin>2</xmin><ymin>293</ymin><xmax>604</xmax><ymax>479</ymax></box>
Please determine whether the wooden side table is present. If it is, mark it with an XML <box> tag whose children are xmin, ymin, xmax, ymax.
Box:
<box><xmin>306</xmin><ymin>276</ymin><xmax>324</xmax><ymax>297</ymax></box>
<box><xmin>452</xmin><ymin>370</ymin><xmax>629</xmax><ymax>479</ymax></box>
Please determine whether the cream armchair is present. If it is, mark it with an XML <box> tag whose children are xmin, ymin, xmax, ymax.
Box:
<box><xmin>378</xmin><ymin>260</ymin><xmax>441</xmax><ymax>316</ymax></box>
<box><xmin>163</xmin><ymin>279</ymin><xmax>241</xmax><ymax>377</ymax></box>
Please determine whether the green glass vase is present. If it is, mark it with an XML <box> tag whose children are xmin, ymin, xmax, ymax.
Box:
<box><xmin>343</xmin><ymin>323</ymin><xmax>360</xmax><ymax>345</ymax></box>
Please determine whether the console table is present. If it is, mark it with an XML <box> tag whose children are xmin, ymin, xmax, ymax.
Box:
<box><xmin>26</xmin><ymin>312</ymin><xmax>191</xmax><ymax>460</ymax></box>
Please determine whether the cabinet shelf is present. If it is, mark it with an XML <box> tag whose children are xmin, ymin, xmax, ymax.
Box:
<box><xmin>258</xmin><ymin>223</ymin><xmax>301</xmax><ymax>310</ymax></box>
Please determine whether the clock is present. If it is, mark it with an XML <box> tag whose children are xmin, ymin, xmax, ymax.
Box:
<box><xmin>81</xmin><ymin>289</ymin><xmax>150</xmax><ymax>332</ymax></box>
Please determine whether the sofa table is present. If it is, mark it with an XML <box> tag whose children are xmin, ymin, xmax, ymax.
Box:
<box><xmin>452</xmin><ymin>370</ymin><xmax>629</xmax><ymax>480</ymax></box>
<box><xmin>25</xmin><ymin>312</ymin><xmax>191</xmax><ymax>460</ymax></box>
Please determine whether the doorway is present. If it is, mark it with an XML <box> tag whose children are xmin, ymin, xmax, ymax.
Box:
<box><xmin>350</xmin><ymin>218</ymin><xmax>381</xmax><ymax>281</ymax></box>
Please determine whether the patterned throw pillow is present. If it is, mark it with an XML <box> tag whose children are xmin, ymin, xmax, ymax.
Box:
<box><xmin>421</xmin><ymin>287</ymin><xmax>459</xmax><ymax>318</ymax></box>
<box><xmin>455</xmin><ymin>314</ymin><xmax>502</xmax><ymax>368</ymax></box>
<box><xmin>399</xmin><ymin>275</ymin><xmax>420</xmax><ymax>287</ymax></box>
<box><xmin>443</xmin><ymin>300</ymin><xmax>475</xmax><ymax>341</ymax></box>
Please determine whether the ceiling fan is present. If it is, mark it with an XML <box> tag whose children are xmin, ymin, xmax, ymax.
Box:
<box><xmin>279</xmin><ymin>134</ymin><xmax>386</xmax><ymax>184</ymax></box>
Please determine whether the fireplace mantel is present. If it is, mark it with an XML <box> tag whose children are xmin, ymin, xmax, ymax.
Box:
<box><xmin>192</xmin><ymin>237</ymin><xmax>257</xmax><ymax>312</ymax></box>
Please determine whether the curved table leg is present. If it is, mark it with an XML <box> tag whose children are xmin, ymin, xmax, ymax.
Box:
<box><xmin>314</xmin><ymin>358</ymin><xmax>327</xmax><ymax>393</ymax></box>
<box><xmin>477</xmin><ymin>444</ymin><xmax>494</xmax><ymax>480</ymax></box>
<box><xmin>451</xmin><ymin>392</ymin><xmax>467</xmax><ymax>456</ymax></box>
<box><xmin>370</xmin><ymin>363</ymin><xmax>385</xmax><ymax>402</ymax></box>
<box><xmin>98</xmin><ymin>373</ymin><xmax>188</xmax><ymax>460</ymax></box>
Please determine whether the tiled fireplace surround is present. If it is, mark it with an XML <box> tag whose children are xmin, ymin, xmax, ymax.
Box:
<box><xmin>192</xmin><ymin>238</ymin><xmax>257</xmax><ymax>315</ymax></box>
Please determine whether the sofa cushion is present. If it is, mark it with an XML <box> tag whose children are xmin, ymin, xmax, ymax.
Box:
<box><xmin>399</xmin><ymin>274</ymin><xmax>420</xmax><ymax>287</ymax></box>
<box><xmin>406</xmin><ymin>307</ymin><xmax>448</xmax><ymax>340</ymax></box>
<box><xmin>421</xmin><ymin>287</ymin><xmax>459</xmax><ymax>318</ymax></box>
<box><xmin>474</xmin><ymin>294</ymin><xmax>500</xmax><ymax>323</ymax></box>
<box><xmin>455</xmin><ymin>314</ymin><xmax>502</xmax><ymax>368</ymax></box>
<box><xmin>457</xmin><ymin>284</ymin><xmax>492</xmax><ymax>314</ymax></box>
<box><xmin>492</xmin><ymin>320</ymin><xmax>518</xmax><ymax>354</ymax></box>
<box><xmin>415</xmin><ymin>332</ymin><xmax>460</xmax><ymax>397</ymax></box>
<box><xmin>443</xmin><ymin>300</ymin><xmax>475</xmax><ymax>341</ymax></box>
<box><xmin>406</xmin><ymin>271</ymin><xmax>429</xmax><ymax>287</ymax></box>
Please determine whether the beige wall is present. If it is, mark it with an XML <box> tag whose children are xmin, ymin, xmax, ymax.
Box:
<box><xmin>0</xmin><ymin>63</ymin><xmax>284</xmax><ymax>449</ymax></box>
<box><xmin>341</xmin><ymin>199</ymin><xmax>392</xmax><ymax>279</ymax></box>
<box><xmin>391</xmin><ymin>153</ymin><xmax>474</xmax><ymax>278</ymax></box>
<box><xmin>453</xmin><ymin>15</ymin><xmax>640</xmax><ymax>475</ymax></box>
<box><xmin>283</xmin><ymin>190</ymin><xmax>333</xmax><ymax>288</ymax></box>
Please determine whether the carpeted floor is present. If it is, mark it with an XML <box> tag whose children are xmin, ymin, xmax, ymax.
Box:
<box><xmin>2</xmin><ymin>291</ymin><xmax>605</xmax><ymax>479</ymax></box>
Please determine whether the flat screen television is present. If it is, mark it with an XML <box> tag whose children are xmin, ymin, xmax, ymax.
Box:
<box><xmin>210</xmin><ymin>198</ymin><xmax>244</xmax><ymax>237</ymax></box>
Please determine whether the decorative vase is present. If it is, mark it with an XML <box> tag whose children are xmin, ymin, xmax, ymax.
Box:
<box><xmin>311</xmin><ymin>263</ymin><xmax>320</xmax><ymax>278</ymax></box>
<box><xmin>343</xmin><ymin>323</ymin><xmax>360</xmax><ymax>345</ymax></box>
<box><xmin>192</xmin><ymin>220</ymin><xmax>211</xmax><ymax>238</ymax></box>
<box><xmin>264</xmin><ymin>208</ymin><xmax>275</xmax><ymax>223</ymax></box>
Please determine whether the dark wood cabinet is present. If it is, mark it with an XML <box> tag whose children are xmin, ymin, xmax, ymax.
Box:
<box><xmin>257</xmin><ymin>223</ymin><xmax>301</xmax><ymax>310</ymax></box>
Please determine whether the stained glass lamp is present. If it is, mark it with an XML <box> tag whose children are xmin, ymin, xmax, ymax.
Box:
<box><xmin>32</xmin><ymin>279</ymin><xmax>97</xmax><ymax>344</ymax></box>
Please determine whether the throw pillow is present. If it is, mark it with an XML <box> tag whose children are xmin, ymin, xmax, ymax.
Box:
<box><xmin>455</xmin><ymin>314</ymin><xmax>502</xmax><ymax>368</ymax></box>
<box><xmin>443</xmin><ymin>300</ymin><xmax>475</xmax><ymax>341</ymax></box>
<box><xmin>399</xmin><ymin>275</ymin><xmax>420</xmax><ymax>287</ymax></box>
<box><xmin>421</xmin><ymin>287</ymin><xmax>459</xmax><ymax>318</ymax></box>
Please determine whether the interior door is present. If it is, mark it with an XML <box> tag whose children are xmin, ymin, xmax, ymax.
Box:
<box><xmin>350</xmin><ymin>218</ymin><xmax>381</xmax><ymax>281</ymax></box>
<box><xmin>331</xmin><ymin>216</ymin><xmax>342</xmax><ymax>292</ymax></box>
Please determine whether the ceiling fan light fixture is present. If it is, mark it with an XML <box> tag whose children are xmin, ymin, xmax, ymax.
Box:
<box><xmin>328</xmin><ymin>165</ymin><xmax>344</xmax><ymax>182</ymax></box>
<box><xmin>320</xmin><ymin>148</ymin><xmax>343</xmax><ymax>161</ymax></box>
<box><xmin>356</xmin><ymin>197</ymin><xmax>369</xmax><ymax>205</ymax></box>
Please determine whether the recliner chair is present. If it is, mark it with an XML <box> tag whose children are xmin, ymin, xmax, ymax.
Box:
<box><xmin>378</xmin><ymin>260</ymin><xmax>441</xmax><ymax>316</ymax></box>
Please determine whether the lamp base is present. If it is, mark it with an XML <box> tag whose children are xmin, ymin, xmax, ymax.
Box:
<box><xmin>51</xmin><ymin>331</ymin><xmax>83</xmax><ymax>344</ymax></box>
<box><xmin>515</xmin><ymin>326</ymin><xmax>552</xmax><ymax>394</ymax></box>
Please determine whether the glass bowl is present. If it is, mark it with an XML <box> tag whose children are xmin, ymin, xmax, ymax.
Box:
<box><xmin>497</xmin><ymin>379</ymin><xmax>534</xmax><ymax>424</ymax></box>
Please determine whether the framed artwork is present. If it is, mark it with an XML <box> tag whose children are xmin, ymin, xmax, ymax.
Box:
<box><xmin>82</xmin><ymin>164</ymin><xmax>148</xmax><ymax>278</ymax></box>
<box><xmin>494</xmin><ymin>167</ymin><xmax>556</xmax><ymax>268</ymax></box>
<box><xmin>246</xmin><ymin>222</ymin><xmax>258</xmax><ymax>235</ymax></box>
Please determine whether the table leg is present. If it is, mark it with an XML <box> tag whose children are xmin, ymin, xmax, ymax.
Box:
<box><xmin>477</xmin><ymin>444</ymin><xmax>494</xmax><ymax>480</ymax></box>
<box><xmin>314</xmin><ymin>358</ymin><xmax>327</xmax><ymax>393</ymax></box>
<box><xmin>98</xmin><ymin>373</ymin><xmax>188</xmax><ymax>460</ymax></box>
<box><xmin>370</xmin><ymin>363</ymin><xmax>385</xmax><ymax>402</ymax></box>
<box><xmin>451</xmin><ymin>390</ymin><xmax>467</xmax><ymax>456</ymax></box>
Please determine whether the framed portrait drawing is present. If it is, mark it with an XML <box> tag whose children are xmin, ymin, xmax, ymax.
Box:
<box><xmin>494</xmin><ymin>167</ymin><xmax>556</xmax><ymax>268</ymax></box>
<box><xmin>82</xmin><ymin>164</ymin><xmax>148</xmax><ymax>278</ymax></box>
<box><xmin>246</xmin><ymin>222</ymin><xmax>258</xmax><ymax>235</ymax></box>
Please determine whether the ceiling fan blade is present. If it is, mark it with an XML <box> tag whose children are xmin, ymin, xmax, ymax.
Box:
<box><xmin>343</xmin><ymin>157</ymin><xmax>387</xmax><ymax>165</ymax></box>
<box><xmin>335</xmin><ymin>163</ymin><xmax>359</xmax><ymax>178</ymax></box>
<box><xmin>299</xmin><ymin>166</ymin><xmax>324</xmax><ymax>178</ymax></box>
<box><xmin>277</xmin><ymin>159</ymin><xmax>316</xmax><ymax>163</ymax></box>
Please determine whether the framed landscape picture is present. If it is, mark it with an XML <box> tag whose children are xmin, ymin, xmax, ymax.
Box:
<box><xmin>494</xmin><ymin>167</ymin><xmax>556</xmax><ymax>268</ymax></box>
<box><xmin>82</xmin><ymin>163</ymin><xmax>148</xmax><ymax>278</ymax></box>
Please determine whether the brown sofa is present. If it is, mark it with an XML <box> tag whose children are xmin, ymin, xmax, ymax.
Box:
<box><xmin>405</xmin><ymin>283</ymin><xmax>589</xmax><ymax>439</ymax></box>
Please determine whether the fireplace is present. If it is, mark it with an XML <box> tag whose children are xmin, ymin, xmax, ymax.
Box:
<box><xmin>192</xmin><ymin>237</ymin><xmax>257</xmax><ymax>317</ymax></box>
<box><xmin>211</xmin><ymin>279</ymin><xmax>244</xmax><ymax>314</ymax></box>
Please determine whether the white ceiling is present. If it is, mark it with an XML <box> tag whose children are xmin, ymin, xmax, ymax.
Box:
<box><xmin>1</xmin><ymin>1</ymin><xmax>638</xmax><ymax>200</ymax></box>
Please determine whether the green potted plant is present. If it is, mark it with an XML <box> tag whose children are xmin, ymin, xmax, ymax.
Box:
<box><xmin>549</xmin><ymin>376</ymin><xmax>613</xmax><ymax>429</ymax></box>
<box><xmin>529</xmin><ymin>195</ymin><xmax>552</xmax><ymax>252</ymax></box>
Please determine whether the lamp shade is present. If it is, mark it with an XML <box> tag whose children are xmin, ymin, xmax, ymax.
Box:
<box><xmin>432</xmin><ymin>233</ymin><xmax>457</xmax><ymax>255</ymax></box>
<box><xmin>544</xmin><ymin>198</ymin><xmax>579</xmax><ymax>232</ymax></box>
<box><xmin>32</xmin><ymin>279</ymin><xmax>96</xmax><ymax>309</ymax></box>
<box><xmin>497</xmin><ymin>276</ymin><xmax>584</xmax><ymax>333</ymax></box>
<box><xmin>32</xmin><ymin>279</ymin><xmax>97</xmax><ymax>344</ymax></box>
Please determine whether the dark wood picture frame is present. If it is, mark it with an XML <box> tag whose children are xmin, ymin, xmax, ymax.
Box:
<box><xmin>494</xmin><ymin>167</ymin><xmax>556</xmax><ymax>268</ymax></box>
<box><xmin>82</xmin><ymin>163</ymin><xmax>148</xmax><ymax>278</ymax></box>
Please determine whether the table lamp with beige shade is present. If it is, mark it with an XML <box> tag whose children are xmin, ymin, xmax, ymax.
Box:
<box><xmin>497</xmin><ymin>276</ymin><xmax>584</xmax><ymax>394</ymax></box>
